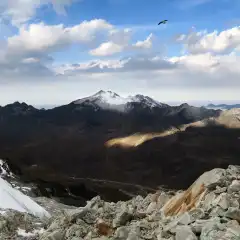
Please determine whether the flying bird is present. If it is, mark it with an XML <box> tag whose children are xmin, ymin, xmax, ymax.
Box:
<box><xmin>158</xmin><ymin>20</ymin><xmax>168</xmax><ymax>25</ymax></box>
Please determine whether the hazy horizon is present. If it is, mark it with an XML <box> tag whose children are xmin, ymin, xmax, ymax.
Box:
<box><xmin>2</xmin><ymin>89</ymin><xmax>239</xmax><ymax>109</ymax></box>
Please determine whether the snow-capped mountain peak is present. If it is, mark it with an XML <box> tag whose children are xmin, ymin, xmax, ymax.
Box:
<box><xmin>93</xmin><ymin>90</ymin><xmax>120</xmax><ymax>99</ymax></box>
<box><xmin>130</xmin><ymin>94</ymin><xmax>167</xmax><ymax>108</ymax></box>
<box><xmin>91</xmin><ymin>90</ymin><xmax>126</xmax><ymax>105</ymax></box>
<box><xmin>72</xmin><ymin>90</ymin><xmax>167</xmax><ymax>112</ymax></box>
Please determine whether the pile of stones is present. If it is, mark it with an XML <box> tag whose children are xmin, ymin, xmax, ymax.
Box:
<box><xmin>1</xmin><ymin>165</ymin><xmax>240</xmax><ymax>239</ymax></box>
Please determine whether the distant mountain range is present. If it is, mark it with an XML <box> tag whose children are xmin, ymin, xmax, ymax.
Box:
<box><xmin>1</xmin><ymin>90</ymin><xmax>240</xmax><ymax>203</ymax></box>
<box><xmin>206</xmin><ymin>103</ymin><xmax>240</xmax><ymax>110</ymax></box>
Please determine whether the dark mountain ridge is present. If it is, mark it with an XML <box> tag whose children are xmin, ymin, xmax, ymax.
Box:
<box><xmin>1</xmin><ymin>91</ymin><xmax>235</xmax><ymax>205</ymax></box>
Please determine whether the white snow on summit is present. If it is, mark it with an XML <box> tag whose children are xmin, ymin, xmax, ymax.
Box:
<box><xmin>73</xmin><ymin>90</ymin><xmax>166</xmax><ymax>112</ymax></box>
<box><xmin>0</xmin><ymin>176</ymin><xmax>50</xmax><ymax>219</ymax></box>
<box><xmin>131</xmin><ymin>94</ymin><xmax>167</xmax><ymax>108</ymax></box>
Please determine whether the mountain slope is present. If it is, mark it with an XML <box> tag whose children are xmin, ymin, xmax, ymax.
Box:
<box><xmin>0</xmin><ymin>90</ymin><xmax>226</xmax><ymax>199</ymax></box>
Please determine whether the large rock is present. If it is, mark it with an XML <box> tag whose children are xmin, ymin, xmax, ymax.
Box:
<box><xmin>162</xmin><ymin>168</ymin><xmax>227</xmax><ymax>217</ymax></box>
<box><xmin>0</xmin><ymin>209</ymin><xmax>46</xmax><ymax>239</ymax></box>
<box><xmin>226</xmin><ymin>165</ymin><xmax>240</xmax><ymax>180</ymax></box>
<box><xmin>212</xmin><ymin>193</ymin><xmax>230</xmax><ymax>210</ymax></box>
<box><xmin>175</xmin><ymin>226</ymin><xmax>197</xmax><ymax>240</ymax></box>
<box><xmin>163</xmin><ymin>212</ymin><xmax>193</xmax><ymax>233</ymax></box>
<box><xmin>194</xmin><ymin>168</ymin><xmax>226</xmax><ymax>190</ymax></box>
<box><xmin>65</xmin><ymin>223</ymin><xmax>89</xmax><ymax>238</ymax></box>
<box><xmin>190</xmin><ymin>217</ymin><xmax>221</xmax><ymax>234</ymax></box>
<box><xmin>188</xmin><ymin>208</ymin><xmax>205</xmax><ymax>222</ymax></box>
<box><xmin>200</xmin><ymin>222</ymin><xmax>225</xmax><ymax>240</ymax></box>
<box><xmin>200</xmin><ymin>220</ymin><xmax>240</xmax><ymax>240</ymax></box>
<box><xmin>200</xmin><ymin>192</ymin><xmax>216</xmax><ymax>211</ymax></box>
<box><xmin>113</xmin><ymin>204</ymin><xmax>134</xmax><ymax>227</ymax></box>
<box><xmin>228</xmin><ymin>180</ymin><xmax>240</xmax><ymax>193</ymax></box>
<box><xmin>5</xmin><ymin>165</ymin><xmax>240</xmax><ymax>240</ymax></box>
<box><xmin>66</xmin><ymin>207</ymin><xmax>97</xmax><ymax>223</ymax></box>
<box><xmin>114</xmin><ymin>226</ymin><xmax>130</xmax><ymax>239</ymax></box>
<box><xmin>40</xmin><ymin>229</ymin><xmax>66</xmax><ymax>240</ymax></box>
<box><xmin>225</xmin><ymin>207</ymin><xmax>240</xmax><ymax>222</ymax></box>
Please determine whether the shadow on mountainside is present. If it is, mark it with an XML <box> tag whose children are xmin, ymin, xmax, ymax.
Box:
<box><xmin>1</xmin><ymin>120</ymin><xmax>240</xmax><ymax>205</ymax></box>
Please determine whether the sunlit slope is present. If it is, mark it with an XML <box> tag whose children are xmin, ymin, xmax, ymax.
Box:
<box><xmin>105</xmin><ymin>109</ymin><xmax>240</xmax><ymax>148</ymax></box>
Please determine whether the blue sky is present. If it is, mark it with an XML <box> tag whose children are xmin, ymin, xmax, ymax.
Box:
<box><xmin>36</xmin><ymin>0</ymin><xmax>240</xmax><ymax>62</ymax></box>
<box><xmin>39</xmin><ymin>0</ymin><xmax>239</xmax><ymax>26</ymax></box>
<box><xmin>0</xmin><ymin>0</ymin><xmax>239</xmax><ymax>106</ymax></box>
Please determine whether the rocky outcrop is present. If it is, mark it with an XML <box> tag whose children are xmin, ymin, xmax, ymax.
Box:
<box><xmin>0</xmin><ymin>209</ymin><xmax>46</xmax><ymax>239</ymax></box>
<box><xmin>38</xmin><ymin>165</ymin><xmax>240</xmax><ymax>239</ymax></box>
<box><xmin>1</xmin><ymin>165</ymin><xmax>240</xmax><ymax>239</ymax></box>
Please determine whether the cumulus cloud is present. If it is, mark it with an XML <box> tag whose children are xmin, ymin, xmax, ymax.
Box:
<box><xmin>8</xmin><ymin>20</ymin><xmax>113</xmax><ymax>55</ymax></box>
<box><xmin>56</xmin><ymin>55</ymin><xmax>177</xmax><ymax>75</ymax></box>
<box><xmin>1</xmin><ymin>51</ymin><xmax>240</xmax><ymax>104</ymax></box>
<box><xmin>0</xmin><ymin>0</ymin><xmax>78</xmax><ymax>26</ymax></box>
<box><xmin>0</xmin><ymin>19</ymin><xmax>113</xmax><ymax>77</ymax></box>
<box><xmin>58</xmin><ymin>51</ymin><xmax>235</xmax><ymax>76</ymax></box>
<box><xmin>0</xmin><ymin>2</ymin><xmax>239</xmax><ymax>104</ymax></box>
<box><xmin>89</xmin><ymin>42</ymin><xmax>125</xmax><ymax>56</ymax></box>
<box><xmin>177</xmin><ymin>26</ymin><xmax>240</xmax><ymax>54</ymax></box>
<box><xmin>89</xmin><ymin>32</ymin><xmax>154</xmax><ymax>56</ymax></box>
<box><xmin>50</xmin><ymin>51</ymin><xmax>240</xmax><ymax>99</ymax></box>
<box><xmin>132</xmin><ymin>33</ymin><xmax>153</xmax><ymax>49</ymax></box>
<box><xmin>109</xmin><ymin>28</ymin><xmax>132</xmax><ymax>46</ymax></box>
<box><xmin>89</xmin><ymin>28</ymin><xmax>131</xmax><ymax>56</ymax></box>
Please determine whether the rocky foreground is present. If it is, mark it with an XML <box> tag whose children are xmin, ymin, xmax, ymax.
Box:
<box><xmin>1</xmin><ymin>165</ymin><xmax>240</xmax><ymax>239</ymax></box>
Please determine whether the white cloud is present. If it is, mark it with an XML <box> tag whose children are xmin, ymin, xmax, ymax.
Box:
<box><xmin>109</xmin><ymin>28</ymin><xmax>132</xmax><ymax>45</ymax></box>
<box><xmin>8</xmin><ymin>20</ymin><xmax>113</xmax><ymax>54</ymax></box>
<box><xmin>51</xmin><ymin>51</ymin><xmax>240</xmax><ymax>100</ymax></box>
<box><xmin>89</xmin><ymin>28</ymin><xmax>132</xmax><ymax>56</ymax></box>
<box><xmin>89</xmin><ymin>41</ymin><xmax>124</xmax><ymax>56</ymax></box>
<box><xmin>1</xmin><ymin>51</ymin><xmax>240</xmax><ymax>104</ymax></box>
<box><xmin>0</xmin><ymin>0</ymin><xmax>78</xmax><ymax>26</ymax></box>
<box><xmin>169</xmin><ymin>53</ymin><xmax>220</xmax><ymax>69</ymax></box>
<box><xmin>57</xmin><ymin>51</ymin><xmax>240</xmax><ymax>77</ymax></box>
<box><xmin>21</xmin><ymin>58</ymin><xmax>41</xmax><ymax>63</ymax></box>
<box><xmin>0</xmin><ymin>19</ymin><xmax>114</xmax><ymax>78</ymax></box>
<box><xmin>132</xmin><ymin>33</ymin><xmax>153</xmax><ymax>49</ymax></box>
<box><xmin>56</xmin><ymin>56</ymin><xmax>176</xmax><ymax>75</ymax></box>
<box><xmin>0</xmin><ymin>13</ymin><xmax>239</xmax><ymax>104</ymax></box>
<box><xmin>89</xmin><ymin>32</ymin><xmax>154</xmax><ymax>56</ymax></box>
<box><xmin>178</xmin><ymin>26</ymin><xmax>240</xmax><ymax>54</ymax></box>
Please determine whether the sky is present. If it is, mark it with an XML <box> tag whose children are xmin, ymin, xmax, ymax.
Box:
<box><xmin>0</xmin><ymin>0</ymin><xmax>240</xmax><ymax>107</ymax></box>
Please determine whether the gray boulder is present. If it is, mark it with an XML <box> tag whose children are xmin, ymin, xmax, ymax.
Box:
<box><xmin>175</xmin><ymin>226</ymin><xmax>197</xmax><ymax>240</ymax></box>
<box><xmin>225</xmin><ymin>207</ymin><xmax>240</xmax><ymax>222</ymax></box>
<box><xmin>194</xmin><ymin>168</ymin><xmax>226</xmax><ymax>190</ymax></box>
<box><xmin>200</xmin><ymin>222</ymin><xmax>225</xmax><ymax>240</ymax></box>
<box><xmin>65</xmin><ymin>223</ymin><xmax>89</xmax><ymax>238</ymax></box>
<box><xmin>40</xmin><ymin>229</ymin><xmax>66</xmax><ymax>240</ymax></box>
<box><xmin>191</xmin><ymin>217</ymin><xmax>221</xmax><ymax>234</ymax></box>
<box><xmin>228</xmin><ymin>180</ymin><xmax>240</xmax><ymax>193</ymax></box>
<box><xmin>113</xmin><ymin>205</ymin><xmax>134</xmax><ymax>228</ymax></box>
